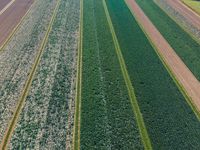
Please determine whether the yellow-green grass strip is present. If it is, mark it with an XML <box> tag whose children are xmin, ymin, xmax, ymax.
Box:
<box><xmin>182</xmin><ymin>0</ymin><xmax>200</xmax><ymax>16</ymax></box>
<box><xmin>0</xmin><ymin>0</ymin><xmax>61</xmax><ymax>149</ymax></box>
<box><xmin>0</xmin><ymin>0</ymin><xmax>35</xmax><ymax>52</ymax></box>
<box><xmin>72</xmin><ymin>0</ymin><xmax>83</xmax><ymax>149</ymax></box>
<box><xmin>154</xmin><ymin>0</ymin><xmax>200</xmax><ymax>50</ymax></box>
<box><xmin>103</xmin><ymin>0</ymin><xmax>153</xmax><ymax>149</ymax></box>
<box><xmin>125</xmin><ymin>0</ymin><xmax>200</xmax><ymax>121</ymax></box>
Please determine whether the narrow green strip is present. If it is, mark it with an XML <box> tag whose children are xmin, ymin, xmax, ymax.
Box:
<box><xmin>72</xmin><ymin>0</ymin><xmax>83</xmax><ymax>149</ymax></box>
<box><xmin>102</xmin><ymin>0</ymin><xmax>152</xmax><ymax>149</ymax></box>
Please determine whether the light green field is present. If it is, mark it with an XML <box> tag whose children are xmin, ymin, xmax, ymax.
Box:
<box><xmin>182</xmin><ymin>0</ymin><xmax>200</xmax><ymax>15</ymax></box>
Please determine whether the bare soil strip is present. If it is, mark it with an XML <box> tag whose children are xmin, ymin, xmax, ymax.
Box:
<box><xmin>126</xmin><ymin>0</ymin><xmax>200</xmax><ymax>114</ymax></box>
<box><xmin>0</xmin><ymin>0</ymin><xmax>61</xmax><ymax>149</ymax></box>
<box><xmin>0</xmin><ymin>0</ymin><xmax>34</xmax><ymax>47</ymax></box>
<box><xmin>165</xmin><ymin>0</ymin><xmax>200</xmax><ymax>30</ymax></box>
<box><xmin>0</xmin><ymin>0</ymin><xmax>35</xmax><ymax>52</ymax></box>
<box><xmin>0</xmin><ymin>0</ymin><xmax>12</xmax><ymax>12</ymax></box>
<box><xmin>0</xmin><ymin>0</ymin><xmax>16</xmax><ymax>16</ymax></box>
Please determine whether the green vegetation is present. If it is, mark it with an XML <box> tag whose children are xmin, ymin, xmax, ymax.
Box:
<box><xmin>182</xmin><ymin>0</ymin><xmax>200</xmax><ymax>15</ymax></box>
<box><xmin>106</xmin><ymin>0</ymin><xmax>200</xmax><ymax>149</ymax></box>
<box><xmin>80</xmin><ymin>0</ymin><xmax>144</xmax><ymax>149</ymax></box>
<box><xmin>0</xmin><ymin>0</ymin><xmax>58</xmax><ymax>144</ymax></box>
<box><xmin>9</xmin><ymin>0</ymin><xmax>80</xmax><ymax>149</ymax></box>
<box><xmin>102</xmin><ymin>0</ymin><xmax>152</xmax><ymax>149</ymax></box>
<box><xmin>135</xmin><ymin>0</ymin><xmax>200</xmax><ymax>81</ymax></box>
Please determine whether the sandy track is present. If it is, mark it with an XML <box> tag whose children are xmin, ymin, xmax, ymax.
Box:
<box><xmin>0</xmin><ymin>0</ymin><xmax>33</xmax><ymax>46</ymax></box>
<box><xmin>166</xmin><ymin>0</ymin><xmax>200</xmax><ymax>30</ymax></box>
<box><xmin>0</xmin><ymin>0</ymin><xmax>12</xmax><ymax>11</ymax></box>
<box><xmin>126</xmin><ymin>0</ymin><xmax>200</xmax><ymax>112</ymax></box>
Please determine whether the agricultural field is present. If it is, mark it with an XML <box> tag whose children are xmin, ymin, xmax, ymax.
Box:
<box><xmin>155</xmin><ymin>0</ymin><xmax>200</xmax><ymax>40</ymax></box>
<box><xmin>8</xmin><ymin>0</ymin><xmax>80</xmax><ymax>149</ymax></box>
<box><xmin>182</xmin><ymin>0</ymin><xmax>200</xmax><ymax>15</ymax></box>
<box><xmin>106</xmin><ymin>0</ymin><xmax>200</xmax><ymax>149</ymax></box>
<box><xmin>0</xmin><ymin>0</ymin><xmax>200</xmax><ymax>149</ymax></box>
<box><xmin>136</xmin><ymin>0</ymin><xmax>200</xmax><ymax>81</ymax></box>
<box><xmin>0</xmin><ymin>0</ymin><xmax>57</xmax><ymax>143</ymax></box>
<box><xmin>78</xmin><ymin>0</ymin><xmax>144</xmax><ymax>149</ymax></box>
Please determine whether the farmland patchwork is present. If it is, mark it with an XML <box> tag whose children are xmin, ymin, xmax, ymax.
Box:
<box><xmin>106</xmin><ymin>0</ymin><xmax>200</xmax><ymax>149</ymax></box>
<box><xmin>0</xmin><ymin>0</ymin><xmax>200</xmax><ymax>149</ymax></box>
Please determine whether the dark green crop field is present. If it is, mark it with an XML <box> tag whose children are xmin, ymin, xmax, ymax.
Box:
<box><xmin>80</xmin><ymin>0</ymin><xmax>143</xmax><ymax>149</ymax></box>
<box><xmin>136</xmin><ymin>0</ymin><xmax>200</xmax><ymax>81</ymax></box>
<box><xmin>106</xmin><ymin>0</ymin><xmax>200</xmax><ymax>149</ymax></box>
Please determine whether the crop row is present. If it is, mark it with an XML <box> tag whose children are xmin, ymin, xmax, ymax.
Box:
<box><xmin>0</xmin><ymin>0</ymin><xmax>57</xmax><ymax>143</ymax></box>
<box><xmin>106</xmin><ymin>0</ymin><xmax>200</xmax><ymax>149</ymax></box>
<box><xmin>8</xmin><ymin>0</ymin><xmax>80</xmax><ymax>149</ymax></box>
<box><xmin>80</xmin><ymin>0</ymin><xmax>144</xmax><ymax>149</ymax></box>
<box><xmin>135</xmin><ymin>0</ymin><xmax>200</xmax><ymax>81</ymax></box>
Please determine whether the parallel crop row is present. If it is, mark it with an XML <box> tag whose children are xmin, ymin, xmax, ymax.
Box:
<box><xmin>7</xmin><ymin>0</ymin><xmax>80</xmax><ymax>149</ymax></box>
<box><xmin>80</xmin><ymin>0</ymin><xmax>144</xmax><ymax>149</ymax></box>
<box><xmin>135</xmin><ymin>0</ymin><xmax>200</xmax><ymax>81</ymax></box>
<box><xmin>0</xmin><ymin>0</ymin><xmax>57</xmax><ymax>143</ymax></box>
<box><xmin>106</xmin><ymin>0</ymin><xmax>200</xmax><ymax>149</ymax></box>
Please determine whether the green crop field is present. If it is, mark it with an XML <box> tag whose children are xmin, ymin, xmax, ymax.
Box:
<box><xmin>1</xmin><ymin>0</ymin><xmax>200</xmax><ymax>149</ymax></box>
<box><xmin>106</xmin><ymin>0</ymin><xmax>200</xmax><ymax>149</ymax></box>
<box><xmin>79</xmin><ymin>0</ymin><xmax>144</xmax><ymax>149</ymax></box>
<box><xmin>135</xmin><ymin>0</ymin><xmax>200</xmax><ymax>82</ymax></box>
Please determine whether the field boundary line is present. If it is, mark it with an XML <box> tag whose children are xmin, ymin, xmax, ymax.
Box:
<box><xmin>125</xmin><ymin>0</ymin><xmax>200</xmax><ymax>120</ymax></box>
<box><xmin>102</xmin><ymin>0</ymin><xmax>152</xmax><ymax>149</ymax></box>
<box><xmin>0</xmin><ymin>0</ymin><xmax>16</xmax><ymax>16</ymax></box>
<box><xmin>72</xmin><ymin>0</ymin><xmax>83</xmax><ymax>149</ymax></box>
<box><xmin>0</xmin><ymin>0</ymin><xmax>61</xmax><ymax>149</ymax></box>
<box><xmin>154</xmin><ymin>0</ymin><xmax>200</xmax><ymax>49</ymax></box>
<box><xmin>0</xmin><ymin>0</ymin><xmax>35</xmax><ymax>52</ymax></box>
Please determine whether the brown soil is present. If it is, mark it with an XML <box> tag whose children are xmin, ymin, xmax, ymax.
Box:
<box><xmin>0</xmin><ymin>0</ymin><xmax>33</xmax><ymax>46</ymax></box>
<box><xmin>166</xmin><ymin>0</ymin><xmax>200</xmax><ymax>30</ymax></box>
<box><xmin>126</xmin><ymin>0</ymin><xmax>200</xmax><ymax>112</ymax></box>
<box><xmin>0</xmin><ymin>0</ymin><xmax>12</xmax><ymax>11</ymax></box>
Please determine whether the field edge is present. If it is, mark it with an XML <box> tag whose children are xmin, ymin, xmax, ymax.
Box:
<box><xmin>72</xmin><ymin>0</ymin><xmax>82</xmax><ymax>149</ymax></box>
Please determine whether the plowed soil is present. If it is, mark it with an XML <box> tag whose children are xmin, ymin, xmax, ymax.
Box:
<box><xmin>0</xmin><ymin>0</ymin><xmax>33</xmax><ymax>46</ymax></box>
<box><xmin>126</xmin><ymin>0</ymin><xmax>200</xmax><ymax>112</ymax></box>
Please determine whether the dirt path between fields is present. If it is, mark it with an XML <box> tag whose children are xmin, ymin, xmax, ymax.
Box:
<box><xmin>126</xmin><ymin>0</ymin><xmax>200</xmax><ymax>112</ymax></box>
<box><xmin>0</xmin><ymin>0</ymin><xmax>33</xmax><ymax>47</ymax></box>
<box><xmin>166</xmin><ymin>0</ymin><xmax>200</xmax><ymax>30</ymax></box>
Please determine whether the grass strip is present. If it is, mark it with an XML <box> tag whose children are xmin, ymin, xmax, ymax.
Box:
<box><xmin>72</xmin><ymin>0</ymin><xmax>82</xmax><ymax>149</ymax></box>
<box><xmin>0</xmin><ymin>0</ymin><xmax>61</xmax><ymax>149</ymax></box>
<box><xmin>103</xmin><ymin>0</ymin><xmax>152</xmax><ymax>149</ymax></box>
